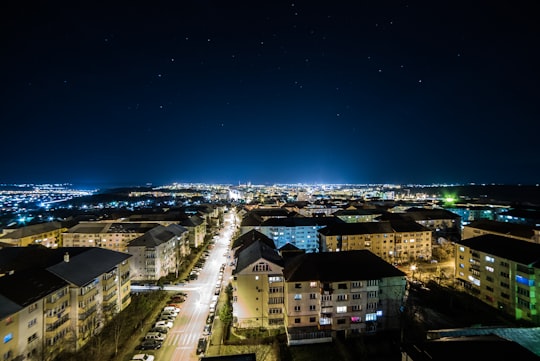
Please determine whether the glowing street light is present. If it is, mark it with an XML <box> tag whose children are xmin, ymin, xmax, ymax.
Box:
<box><xmin>410</xmin><ymin>264</ymin><xmax>417</xmax><ymax>281</ymax></box>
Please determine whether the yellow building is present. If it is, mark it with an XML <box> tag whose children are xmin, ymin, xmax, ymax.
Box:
<box><xmin>319</xmin><ymin>220</ymin><xmax>432</xmax><ymax>263</ymax></box>
<box><xmin>0</xmin><ymin>221</ymin><xmax>66</xmax><ymax>248</ymax></box>
<box><xmin>62</xmin><ymin>222</ymin><xmax>160</xmax><ymax>252</ymax></box>
<box><xmin>0</xmin><ymin>247</ymin><xmax>132</xmax><ymax>360</ymax></box>
<box><xmin>462</xmin><ymin>219</ymin><xmax>539</xmax><ymax>243</ymax></box>
<box><xmin>283</xmin><ymin>250</ymin><xmax>407</xmax><ymax>345</ymax></box>
<box><xmin>232</xmin><ymin>239</ymin><xmax>285</xmax><ymax>329</ymax></box>
<box><xmin>455</xmin><ymin>234</ymin><xmax>540</xmax><ymax>325</ymax></box>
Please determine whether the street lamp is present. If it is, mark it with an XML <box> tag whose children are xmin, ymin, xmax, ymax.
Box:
<box><xmin>410</xmin><ymin>264</ymin><xmax>417</xmax><ymax>281</ymax></box>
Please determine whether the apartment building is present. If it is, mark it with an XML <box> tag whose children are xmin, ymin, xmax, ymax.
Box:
<box><xmin>232</xmin><ymin>239</ymin><xmax>285</xmax><ymax>329</ymax></box>
<box><xmin>178</xmin><ymin>215</ymin><xmax>206</xmax><ymax>248</ymax></box>
<box><xmin>319</xmin><ymin>220</ymin><xmax>432</xmax><ymax>263</ymax></box>
<box><xmin>455</xmin><ymin>234</ymin><xmax>540</xmax><ymax>324</ymax></box>
<box><xmin>0</xmin><ymin>247</ymin><xmax>132</xmax><ymax>360</ymax></box>
<box><xmin>127</xmin><ymin>224</ymin><xmax>189</xmax><ymax>281</ymax></box>
<box><xmin>256</xmin><ymin>217</ymin><xmax>344</xmax><ymax>253</ymax></box>
<box><xmin>283</xmin><ymin>250</ymin><xmax>407</xmax><ymax>345</ymax></box>
<box><xmin>231</xmin><ymin>233</ymin><xmax>407</xmax><ymax>345</ymax></box>
<box><xmin>332</xmin><ymin>208</ymin><xmax>383</xmax><ymax>223</ymax></box>
<box><xmin>62</xmin><ymin>222</ymin><xmax>160</xmax><ymax>252</ymax></box>
<box><xmin>0</xmin><ymin>221</ymin><xmax>67</xmax><ymax>248</ymax></box>
<box><xmin>462</xmin><ymin>219</ymin><xmax>540</xmax><ymax>244</ymax></box>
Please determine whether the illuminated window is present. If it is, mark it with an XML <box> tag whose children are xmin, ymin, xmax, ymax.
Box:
<box><xmin>365</xmin><ymin>313</ymin><xmax>377</xmax><ymax>321</ymax></box>
<box><xmin>336</xmin><ymin>306</ymin><xmax>347</xmax><ymax>313</ymax></box>
<box><xmin>485</xmin><ymin>266</ymin><xmax>494</xmax><ymax>272</ymax></box>
<box><xmin>485</xmin><ymin>256</ymin><xmax>495</xmax><ymax>263</ymax></box>
<box><xmin>294</xmin><ymin>294</ymin><xmax>302</xmax><ymax>300</ymax></box>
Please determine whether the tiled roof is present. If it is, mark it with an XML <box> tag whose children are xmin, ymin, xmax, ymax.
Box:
<box><xmin>0</xmin><ymin>221</ymin><xmax>64</xmax><ymax>239</ymax></box>
<box><xmin>283</xmin><ymin>250</ymin><xmax>405</xmax><ymax>282</ymax></box>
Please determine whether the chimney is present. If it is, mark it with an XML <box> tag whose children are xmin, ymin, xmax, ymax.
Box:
<box><xmin>64</xmin><ymin>252</ymin><xmax>70</xmax><ymax>263</ymax></box>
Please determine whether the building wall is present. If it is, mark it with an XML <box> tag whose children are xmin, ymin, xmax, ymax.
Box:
<box><xmin>232</xmin><ymin>261</ymin><xmax>284</xmax><ymax>329</ymax></box>
<box><xmin>455</xmin><ymin>244</ymin><xmax>540</xmax><ymax>325</ymax></box>
<box><xmin>321</xmin><ymin>231</ymin><xmax>432</xmax><ymax>263</ymax></box>
<box><xmin>284</xmin><ymin>276</ymin><xmax>406</xmax><ymax>337</ymax></box>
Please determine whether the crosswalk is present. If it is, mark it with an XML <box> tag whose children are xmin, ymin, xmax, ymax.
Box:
<box><xmin>164</xmin><ymin>331</ymin><xmax>199</xmax><ymax>347</ymax></box>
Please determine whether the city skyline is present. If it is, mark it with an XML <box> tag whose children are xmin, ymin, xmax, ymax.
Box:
<box><xmin>2</xmin><ymin>1</ymin><xmax>539</xmax><ymax>186</ymax></box>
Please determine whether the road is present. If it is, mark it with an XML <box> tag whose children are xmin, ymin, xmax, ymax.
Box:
<box><xmin>133</xmin><ymin>211</ymin><xmax>237</xmax><ymax>361</ymax></box>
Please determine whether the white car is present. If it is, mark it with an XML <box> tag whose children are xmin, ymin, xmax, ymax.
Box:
<box><xmin>131</xmin><ymin>354</ymin><xmax>154</xmax><ymax>361</ymax></box>
<box><xmin>155</xmin><ymin>321</ymin><xmax>173</xmax><ymax>329</ymax></box>
<box><xmin>163</xmin><ymin>306</ymin><xmax>180</xmax><ymax>313</ymax></box>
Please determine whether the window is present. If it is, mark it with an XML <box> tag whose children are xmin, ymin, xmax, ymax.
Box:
<box><xmin>338</xmin><ymin>283</ymin><xmax>347</xmax><ymax>289</ymax></box>
<box><xmin>269</xmin><ymin>276</ymin><xmax>282</xmax><ymax>283</ymax></box>
<box><xmin>337</xmin><ymin>318</ymin><xmax>346</xmax><ymax>324</ymax></box>
<box><xmin>28</xmin><ymin>318</ymin><xmax>37</xmax><ymax>328</ymax></box>
<box><xmin>352</xmin><ymin>293</ymin><xmax>361</xmax><ymax>300</ymax></box>
<box><xmin>309</xmin><ymin>317</ymin><xmax>316</xmax><ymax>323</ymax></box>
<box><xmin>294</xmin><ymin>306</ymin><xmax>301</xmax><ymax>312</ymax></box>
<box><xmin>337</xmin><ymin>294</ymin><xmax>348</xmax><ymax>301</ymax></box>
<box><xmin>310</xmin><ymin>281</ymin><xmax>317</xmax><ymax>288</ymax></box>
<box><xmin>309</xmin><ymin>305</ymin><xmax>316</xmax><ymax>311</ymax></box>
<box><xmin>294</xmin><ymin>318</ymin><xmax>301</xmax><ymax>324</ymax></box>
<box><xmin>27</xmin><ymin>333</ymin><xmax>38</xmax><ymax>343</ymax></box>
<box><xmin>352</xmin><ymin>305</ymin><xmax>362</xmax><ymax>311</ymax></box>
<box><xmin>351</xmin><ymin>316</ymin><xmax>361</xmax><ymax>323</ymax></box>
<box><xmin>485</xmin><ymin>255</ymin><xmax>495</xmax><ymax>263</ymax></box>
<box><xmin>294</xmin><ymin>294</ymin><xmax>302</xmax><ymax>300</ymax></box>
<box><xmin>367</xmin><ymin>291</ymin><xmax>377</xmax><ymax>298</ymax></box>
<box><xmin>367</xmin><ymin>280</ymin><xmax>379</xmax><ymax>286</ymax></box>
<box><xmin>336</xmin><ymin>306</ymin><xmax>347</xmax><ymax>313</ymax></box>
<box><xmin>252</xmin><ymin>262</ymin><xmax>271</xmax><ymax>272</ymax></box>
<box><xmin>269</xmin><ymin>308</ymin><xmax>282</xmax><ymax>314</ymax></box>
<box><xmin>3</xmin><ymin>333</ymin><xmax>13</xmax><ymax>344</ymax></box>
<box><xmin>365</xmin><ymin>313</ymin><xmax>377</xmax><ymax>321</ymax></box>
<box><xmin>351</xmin><ymin>281</ymin><xmax>363</xmax><ymax>288</ymax></box>
<box><xmin>485</xmin><ymin>266</ymin><xmax>494</xmax><ymax>272</ymax></box>
<box><xmin>295</xmin><ymin>283</ymin><xmax>302</xmax><ymax>289</ymax></box>
<box><xmin>309</xmin><ymin>293</ymin><xmax>317</xmax><ymax>300</ymax></box>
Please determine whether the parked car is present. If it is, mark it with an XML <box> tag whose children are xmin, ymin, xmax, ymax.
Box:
<box><xmin>137</xmin><ymin>339</ymin><xmax>162</xmax><ymax>350</ymax></box>
<box><xmin>149</xmin><ymin>326</ymin><xmax>168</xmax><ymax>334</ymax></box>
<box><xmin>145</xmin><ymin>332</ymin><xmax>166</xmax><ymax>341</ymax></box>
<box><xmin>196</xmin><ymin>337</ymin><xmax>207</xmax><ymax>354</ymax></box>
<box><xmin>155</xmin><ymin>321</ymin><xmax>173</xmax><ymax>329</ymax></box>
<box><xmin>203</xmin><ymin>324</ymin><xmax>212</xmax><ymax>336</ymax></box>
<box><xmin>158</xmin><ymin>314</ymin><xmax>175</xmax><ymax>322</ymax></box>
<box><xmin>131</xmin><ymin>354</ymin><xmax>154</xmax><ymax>361</ymax></box>
<box><xmin>164</xmin><ymin>306</ymin><xmax>180</xmax><ymax>313</ymax></box>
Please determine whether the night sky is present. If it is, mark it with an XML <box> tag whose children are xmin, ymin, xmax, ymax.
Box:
<box><xmin>2</xmin><ymin>1</ymin><xmax>539</xmax><ymax>187</ymax></box>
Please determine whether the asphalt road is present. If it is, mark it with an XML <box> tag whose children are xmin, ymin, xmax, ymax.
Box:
<box><xmin>131</xmin><ymin>212</ymin><xmax>237</xmax><ymax>361</ymax></box>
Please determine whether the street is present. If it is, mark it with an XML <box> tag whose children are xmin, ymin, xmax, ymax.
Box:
<box><xmin>133</xmin><ymin>211</ymin><xmax>237</xmax><ymax>361</ymax></box>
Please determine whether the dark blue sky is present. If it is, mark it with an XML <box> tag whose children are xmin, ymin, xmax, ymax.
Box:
<box><xmin>1</xmin><ymin>1</ymin><xmax>539</xmax><ymax>187</ymax></box>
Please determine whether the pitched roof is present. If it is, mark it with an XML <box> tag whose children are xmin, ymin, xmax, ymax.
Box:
<box><xmin>283</xmin><ymin>250</ymin><xmax>405</xmax><ymax>282</ymax></box>
<box><xmin>234</xmin><ymin>239</ymin><xmax>284</xmax><ymax>274</ymax></box>
<box><xmin>0</xmin><ymin>221</ymin><xmax>64</xmax><ymax>239</ymax></box>
<box><xmin>318</xmin><ymin>222</ymin><xmax>394</xmax><ymax>236</ymax></box>
<box><xmin>456</xmin><ymin>234</ymin><xmax>540</xmax><ymax>266</ymax></box>
<box><xmin>405</xmin><ymin>208</ymin><xmax>461</xmax><ymax>220</ymax></box>
<box><xmin>260</xmin><ymin>216</ymin><xmax>343</xmax><ymax>227</ymax></box>
<box><xmin>465</xmin><ymin>219</ymin><xmax>535</xmax><ymax>239</ymax></box>
<box><xmin>0</xmin><ymin>268</ymin><xmax>68</xmax><ymax>310</ymax></box>
<box><xmin>47</xmin><ymin>248</ymin><xmax>132</xmax><ymax>287</ymax></box>
<box><xmin>0</xmin><ymin>247</ymin><xmax>132</xmax><ymax>287</ymax></box>
<box><xmin>231</xmin><ymin>229</ymin><xmax>275</xmax><ymax>250</ymax></box>
<box><xmin>128</xmin><ymin>224</ymin><xmax>186</xmax><ymax>247</ymax></box>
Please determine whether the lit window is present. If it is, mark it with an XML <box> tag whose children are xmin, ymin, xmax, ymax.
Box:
<box><xmin>336</xmin><ymin>306</ymin><xmax>347</xmax><ymax>313</ymax></box>
<box><xmin>485</xmin><ymin>256</ymin><xmax>495</xmax><ymax>263</ymax></box>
